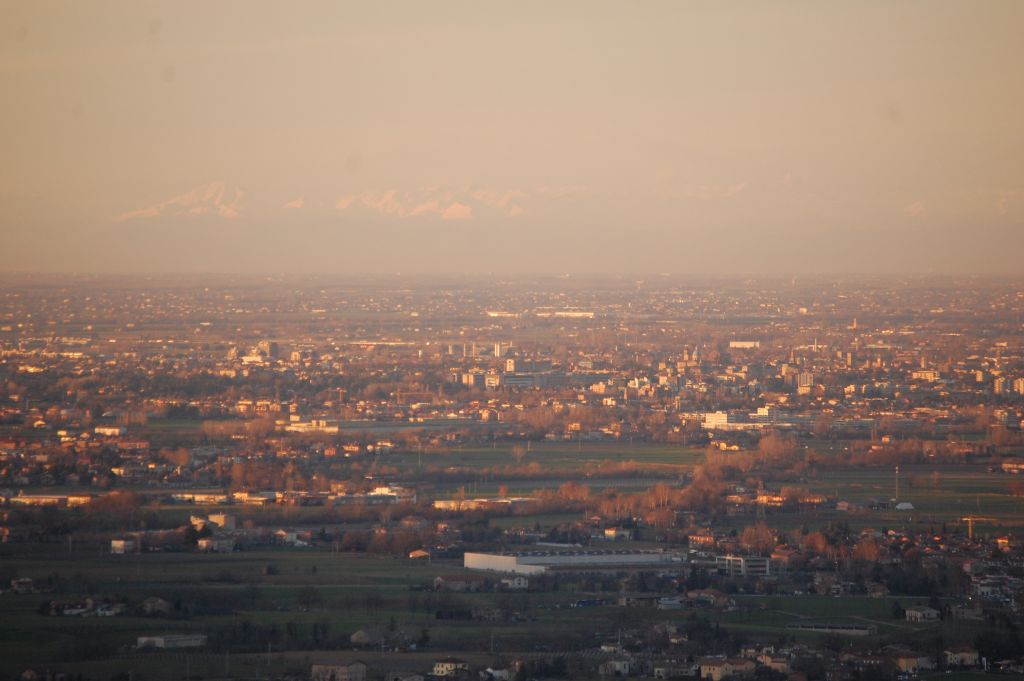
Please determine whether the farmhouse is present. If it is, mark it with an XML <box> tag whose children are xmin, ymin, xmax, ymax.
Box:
<box><xmin>432</xmin><ymin>657</ymin><xmax>470</xmax><ymax>677</ymax></box>
<box><xmin>311</xmin><ymin>662</ymin><xmax>367</xmax><ymax>681</ymax></box>
<box><xmin>892</xmin><ymin>653</ymin><xmax>936</xmax><ymax>674</ymax></box>
<box><xmin>905</xmin><ymin>606</ymin><xmax>940</xmax><ymax>622</ymax></box>
<box><xmin>434</xmin><ymin>575</ymin><xmax>486</xmax><ymax>592</ymax></box>
<box><xmin>944</xmin><ymin>647</ymin><xmax>979</xmax><ymax>667</ymax></box>
<box><xmin>699</xmin><ymin>658</ymin><xmax>755</xmax><ymax>681</ymax></box>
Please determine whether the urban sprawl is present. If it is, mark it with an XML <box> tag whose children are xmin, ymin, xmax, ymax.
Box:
<box><xmin>1</xmin><ymin>275</ymin><xmax>1023</xmax><ymax>681</ymax></box>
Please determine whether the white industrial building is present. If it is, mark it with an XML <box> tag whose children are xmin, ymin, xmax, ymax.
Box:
<box><xmin>464</xmin><ymin>550</ymin><xmax>684</xmax><ymax>575</ymax></box>
<box><xmin>137</xmin><ymin>634</ymin><xmax>208</xmax><ymax>649</ymax></box>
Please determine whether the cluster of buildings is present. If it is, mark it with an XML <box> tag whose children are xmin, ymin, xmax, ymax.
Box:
<box><xmin>4</xmin><ymin>279</ymin><xmax>1024</xmax><ymax>468</ymax></box>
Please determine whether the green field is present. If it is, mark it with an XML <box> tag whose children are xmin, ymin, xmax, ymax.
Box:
<box><xmin>0</xmin><ymin>549</ymin><xmax>472</xmax><ymax>675</ymax></box>
<box><xmin>0</xmin><ymin>542</ymin><xmax>996</xmax><ymax>678</ymax></box>
<box><xmin>0</xmin><ymin>546</ymin><xmax>650</xmax><ymax>677</ymax></box>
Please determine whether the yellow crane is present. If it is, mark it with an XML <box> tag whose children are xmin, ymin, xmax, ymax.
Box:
<box><xmin>960</xmin><ymin>515</ymin><xmax>997</xmax><ymax>541</ymax></box>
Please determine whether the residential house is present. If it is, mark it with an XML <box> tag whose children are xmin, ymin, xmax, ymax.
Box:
<box><xmin>111</xmin><ymin>538</ymin><xmax>136</xmax><ymax>554</ymax></box>
<box><xmin>892</xmin><ymin>653</ymin><xmax>936</xmax><ymax>674</ymax></box>
<box><xmin>434</xmin><ymin>575</ymin><xmax>485</xmax><ymax>593</ymax></box>
<box><xmin>604</xmin><ymin>527</ymin><xmax>633</xmax><ymax>541</ymax></box>
<box><xmin>311</xmin><ymin>662</ymin><xmax>368</xmax><ymax>681</ymax></box>
<box><xmin>700</xmin><ymin>658</ymin><xmax>755</xmax><ymax>681</ymax></box>
<box><xmin>432</xmin><ymin>658</ymin><xmax>470</xmax><ymax>677</ymax></box>
<box><xmin>599</xmin><ymin>660</ymin><xmax>636</xmax><ymax>677</ymax></box>
<box><xmin>758</xmin><ymin>655</ymin><xmax>791</xmax><ymax>674</ymax></box>
<box><xmin>905</xmin><ymin>606</ymin><xmax>940</xmax><ymax>622</ymax></box>
<box><xmin>197</xmin><ymin>537</ymin><xmax>235</xmax><ymax>553</ymax></box>
<box><xmin>499</xmin><ymin>576</ymin><xmax>529</xmax><ymax>591</ymax></box>
<box><xmin>944</xmin><ymin>647</ymin><xmax>979</xmax><ymax>668</ymax></box>
<box><xmin>687</xmin><ymin>588</ymin><xmax>730</xmax><ymax>608</ymax></box>
<box><xmin>654</xmin><ymin>663</ymin><xmax>697</xmax><ymax>679</ymax></box>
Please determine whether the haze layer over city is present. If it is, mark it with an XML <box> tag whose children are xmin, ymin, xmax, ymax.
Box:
<box><xmin>3</xmin><ymin>1</ymin><xmax>1024</xmax><ymax>274</ymax></box>
<box><xmin>2</xmin><ymin>3</ymin><xmax>1024</xmax><ymax>681</ymax></box>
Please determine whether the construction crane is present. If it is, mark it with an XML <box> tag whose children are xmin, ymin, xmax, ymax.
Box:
<box><xmin>960</xmin><ymin>515</ymin><xmax>996</xmax><ymax>541</ymax></box>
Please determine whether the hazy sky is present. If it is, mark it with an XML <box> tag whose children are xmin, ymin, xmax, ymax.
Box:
<box><xmin>2</xmin><ymin>1</ymin><xmax>1023</xmax><ymax>275</ymax></box>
